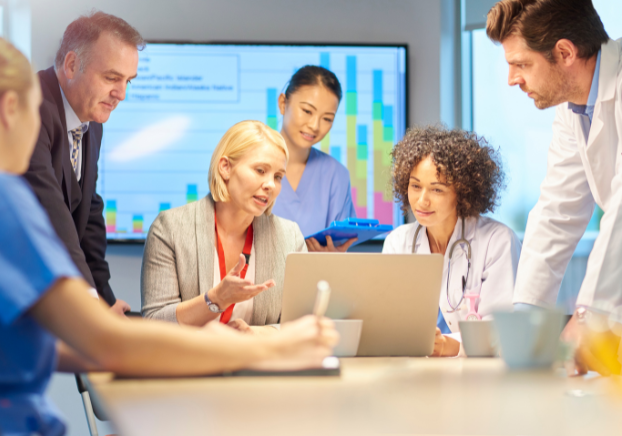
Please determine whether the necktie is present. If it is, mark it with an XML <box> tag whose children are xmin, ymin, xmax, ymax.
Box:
<box><xmin>70</xmin><ymin>126</ymin><xmax>83</xmax><ymax>174</ymax></box>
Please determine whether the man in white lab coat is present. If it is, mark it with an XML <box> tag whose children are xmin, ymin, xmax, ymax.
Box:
<box><xmin>487</xmin><ymin>0</ymin><xmax>622</xmax><ymax>374</ymax></box>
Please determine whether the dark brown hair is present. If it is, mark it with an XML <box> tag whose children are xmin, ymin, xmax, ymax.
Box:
<box><xmin>391</xmin><ymin>126</ymin><xmax>505</xmax><ymax>218</ymax></box>
<box><xmin>284</xmin><ymin>65</ymin><xmax>342</xmax><ymax>102</ymax></box>
<box><xmin>55</xmin><ymin>10</ymin><xmax>145</xmax><ymax>70</ymax></box>
<box><xmin>486</xmin><ymin>0</ymin><xmax>608</xmax><ymax>61</ymax></box>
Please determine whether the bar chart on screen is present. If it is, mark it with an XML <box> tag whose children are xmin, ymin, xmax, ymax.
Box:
<box><xmin>98</xmin><ymin>43</ymin><xmax>407</xmax><ymax>240</ymax></box>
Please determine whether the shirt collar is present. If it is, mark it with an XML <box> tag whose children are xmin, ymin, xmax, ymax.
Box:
<box><xmin>568</xmin><ymin>49</ymin><xmax>601</xmax><ymax>117</ymax></box>
<box><xmin>59</xmin><ymin>84</ymin><xmax>89</xmax><ymax>134</ymax></box>
<box><xmin>587</xmin><ymin>50</ymin><xmax>601</xmax><ymax>108</ymax></box>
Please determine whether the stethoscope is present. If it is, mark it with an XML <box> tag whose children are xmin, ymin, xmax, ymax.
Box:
<box><xmin>412</xmin><ymin>217</ymin><xmax>479</xmax><ymax>319</ymax></box>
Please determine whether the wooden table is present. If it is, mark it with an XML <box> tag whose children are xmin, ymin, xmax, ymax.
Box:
<box><xmin>87</xmin><ymin>358</ymin><xmax>622</xmax><ymax>436</ymax></box>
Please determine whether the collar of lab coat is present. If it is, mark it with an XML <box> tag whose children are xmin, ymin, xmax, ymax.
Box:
<box><xmin>413</xmin><ymin>216</ymin><xmax>477</xmax><ymax>257</ymax></box>
<box><xmin>596</xmin><ymin>39</ymin><xmax>621</xmax><ymax>104</ymax></box>
<box><xmin>581</xmin><ymin>38</ymin><xmax>621</xmax><ymax>153</ymax></box>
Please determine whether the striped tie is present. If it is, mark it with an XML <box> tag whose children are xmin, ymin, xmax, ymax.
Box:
<box><xmin>69</xmin><ymin>126</ymin><xmax>83</xmax><ymax>174</ymax></box>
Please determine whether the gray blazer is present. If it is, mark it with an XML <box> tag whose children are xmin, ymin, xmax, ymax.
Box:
<box><xmin>141</xmin><ymin>194</ymin><xmax>307</xmax><ymax>324</ymax></box>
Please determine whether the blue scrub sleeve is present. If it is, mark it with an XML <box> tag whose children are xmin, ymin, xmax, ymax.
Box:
<box><xmin>0</xmin><ymin>174</ymin><xmax>81</xmax><ymax>325</ymax></box>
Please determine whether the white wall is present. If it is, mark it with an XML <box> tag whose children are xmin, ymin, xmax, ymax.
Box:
<box><xmin>30</xmin><ymin>1</ymin><xmax>447</xmax><ymax>435</ymax></box>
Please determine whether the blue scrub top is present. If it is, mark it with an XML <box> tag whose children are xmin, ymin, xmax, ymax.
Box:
<box><xmin>272</xmin><ymin>147</ymin><xmax>357</xmax><ymax>237</ymax></box>
<box><xmin>0</xmin><ymin>172</ymin><xmax>81</xmax><ymax>436</ymax></box>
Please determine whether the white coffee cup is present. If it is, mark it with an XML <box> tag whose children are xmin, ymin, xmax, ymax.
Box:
<box><xmin>458</xmin><ymin>320</ymin><xmax>499</xmax><ymax>357</ymax></box>
<box><xmin>332</xmin><ymin>319</ymin><xmax>363</xmax><ymax>357</ymax></box>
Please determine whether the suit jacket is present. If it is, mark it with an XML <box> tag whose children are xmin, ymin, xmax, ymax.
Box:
<box><xmin>141</xmin><ymin>195</ymin><xmax>307</xmax><ymax>325</ymax></box>
<box><xmin>23</xmin><ymin>67</ymin><xmax>116</xmax><ymax>306</ymax></box>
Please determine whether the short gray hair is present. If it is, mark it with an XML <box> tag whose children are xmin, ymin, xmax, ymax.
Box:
<box><xmin>55</xmin><ymin>10</ymin><xmax>145</xmax><ymax>71</ymax></box>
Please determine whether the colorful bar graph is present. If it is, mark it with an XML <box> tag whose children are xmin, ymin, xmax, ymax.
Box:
<box><xmin>101</xmin><ymin>46</ymin><xmax>406</xmax><ymax>240</ymax></box>
<box><xmin>132</xmin><ymin>215</ymin><xmax>144</xmax><ymax>233</ymax></box>
<box><xmin>319</xmin><ymin>53</ymin><xmax>331</xmax><ymax>154</ymax></box>
<box><xmin>320</xmin><ymin>131</ymin><xmax>330</xmax><ymax>153</ymax></box>
<box><xmin>351</xmin><ymin>187</ymin><xmax>366</xmax><ymax>220</ymax></box>
<box><xmin>266</xmin><ymin>88</ymin><xmax>278</xmax><ymax>130</ymax></box>
<box><xmin>186</xmin><ymin>184</ymin><xmax>198</xmax><ymax>203</ymax></box>
<box><xmin>330</xmin><ymin>146</ymin><xmax>341</xmax><ymax>161</ymax></box>
<box><xmin>105</xmin><ymin>200</ymin><xmax>117</xmax><ymax>233</ymax></box>
<box><xmin>372</xmin><ymin>70</ymin><xmax>394</xmax><ymax>225</ymax></box>
<box><xmin>374</xmin><ymin>192</ymin><xmax>393</xmax><ymax>226</ymax></box>
<box><xmin>346</xmin><ymin>56</ymin><xmax>367</xmax><ymax>218</ymax></box>
<box><xmin>356</xmin><ymin>124</ymin><xmax>368</xmax><ymax>191</ymax></box>
<box><xmin>320</xmin><ymin>52</ymin><xmax>330</xmax><ymax>69</ymax></box>
<box><xmin>383</xmin><ymin>105</ymin><xmax>394</xmax><ymax>167</ymax></box>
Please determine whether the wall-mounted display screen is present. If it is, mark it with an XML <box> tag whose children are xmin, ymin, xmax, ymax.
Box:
<box><xmin>98</xmin><ymin>43</ymin><xmax>408</xmax><ymax>240</ymax></box>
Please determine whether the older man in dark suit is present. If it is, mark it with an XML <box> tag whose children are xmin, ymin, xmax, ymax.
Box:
<box><xmin>24</xmin><ymin>11</ymin><xmax>144</xmax><ymax>314</ymax></box>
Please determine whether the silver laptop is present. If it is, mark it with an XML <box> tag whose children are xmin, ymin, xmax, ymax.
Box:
<box><xmin>280</xmin><ymin>253</ymin><xmax>444</xmax><ymax>357</ymax></box>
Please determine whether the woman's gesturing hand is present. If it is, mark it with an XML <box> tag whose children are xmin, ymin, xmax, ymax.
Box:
<box><xmin>208</xmin><ymin>254</ymin><xmax>275</xmax><ymax>309</ymax></box>
<box><xmin>305</xmin><ymin>235</ymin><xmax>357</xmax><ymax>252</ymax></box>
<box><xmin>250</xmin><ymin>315</ymin><xmax>339</xmax><ymax>371</ymax></box>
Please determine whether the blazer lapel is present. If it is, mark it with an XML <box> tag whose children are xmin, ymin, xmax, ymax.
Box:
<box><xmin>195</xmin><ymin>195</ymin><xmax>215</xmax><ymax>299</ymax></box>
<box><xmin>43</xmin><ymin>68</ymin><xmax>74</xmax><ymax>207</ymax></box>
<box><xmin>251</xmin><ymin>215</ymin><xmax>281</xmax><ymax>325</ymax></box>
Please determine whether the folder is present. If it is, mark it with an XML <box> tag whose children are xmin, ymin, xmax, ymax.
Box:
<box><xmin>305</xmin><ymin>218</ymin><xmax>393</xmax><ymax>247</ymax></box>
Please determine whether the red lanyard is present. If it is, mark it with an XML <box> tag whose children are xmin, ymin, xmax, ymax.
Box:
<box><xmin>214</xmin><ymin>213</ymin><xmax>254</xmax><ymax>324</ymax></box>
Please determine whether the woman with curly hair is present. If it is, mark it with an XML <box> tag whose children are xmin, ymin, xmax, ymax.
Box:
<box><xmin>383</xmin><ymin>125</ymin><xmax>521</xmax><ymax>357</ymax></box>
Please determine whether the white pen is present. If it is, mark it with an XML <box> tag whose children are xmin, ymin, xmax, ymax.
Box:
<box><xmin>313</xmin><ymin>280</ymin><xmax>332</xmax><ymax>318</ymax></box>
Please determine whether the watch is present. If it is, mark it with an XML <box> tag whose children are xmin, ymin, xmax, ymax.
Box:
<box><xmin>575</xmin><ymin>306</ymin><xmax>588</xmax><ymax>325</ymax></box>
<box><xmin>204</xmin><ymin>292</ymin><xmax>224</xmax><ymax>313</ymax></box>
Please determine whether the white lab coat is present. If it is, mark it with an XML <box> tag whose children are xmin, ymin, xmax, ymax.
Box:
<box><xmin>514</xmin><ymin>38</ymin><xmax>622</xmax><ymax>318</ymax></box>
<box><xmin>382</xmin><ymin>216</ymin><xmax>521</xmax><ymax>333</ymax></box>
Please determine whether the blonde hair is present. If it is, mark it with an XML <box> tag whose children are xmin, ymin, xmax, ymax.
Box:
<box><xmin>0</xmin><ymin>38</ymin><xmax>34</xmax><ymax>106</ymax></box>
<box><xmin>209</xmin><ymin>120</ymin><xmax>289</xmax><ymax>215</ymax></box>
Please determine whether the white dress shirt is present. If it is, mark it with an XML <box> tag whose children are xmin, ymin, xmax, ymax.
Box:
<box><xmin>59</xmin><ymin>85</ymin><xmax>89</xmax><ymax>182</ymax></box>
<box><xmin>58</xmin><ymin>85</ymin><xmax>97</xmax><ymax>300</ymax></box>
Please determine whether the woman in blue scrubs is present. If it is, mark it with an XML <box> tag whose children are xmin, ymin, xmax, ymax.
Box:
<box><xmin>272</xmin><ymin>66</ymin><xmax>358</xmax><ymax>252</ymax></box>
<box><xmin>0</xmin><ymin>39</ymin><xmax>337</xmax><ymax>435</ymax></box>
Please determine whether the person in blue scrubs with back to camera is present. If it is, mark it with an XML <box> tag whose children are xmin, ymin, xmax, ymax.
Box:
<box><xmin>0</xmin><ymin>39</ymin><xmax>338</xmax><ymax>436</ymax></box>
<box><xmin>272</xmin><ymin>65</ymin><xmax>358</xmax><ymax>252</ymax></box>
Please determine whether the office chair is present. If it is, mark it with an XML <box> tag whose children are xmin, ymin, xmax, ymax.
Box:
<box><xmin>75</xmin><ymin>373</ymin><xmax>110</xmax><ymax>436</ymax></box>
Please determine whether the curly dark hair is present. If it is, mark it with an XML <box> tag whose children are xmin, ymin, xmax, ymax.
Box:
<box><xmin>391</xmin><ymin>125</ymin><xmax>505</xmax><ymax>218</ymax></box>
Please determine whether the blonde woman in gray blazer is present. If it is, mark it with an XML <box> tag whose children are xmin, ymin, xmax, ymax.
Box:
<box><xmin>141</xmin><ymin>121</ymin><xmax>307</xmax><ymax>330</ymax></box>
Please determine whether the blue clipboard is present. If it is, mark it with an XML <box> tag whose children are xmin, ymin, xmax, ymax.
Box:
<box><xmin>305</xmin><ymin>218</ymin><xmax>393</xmax><ymax>247</ymax></box>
